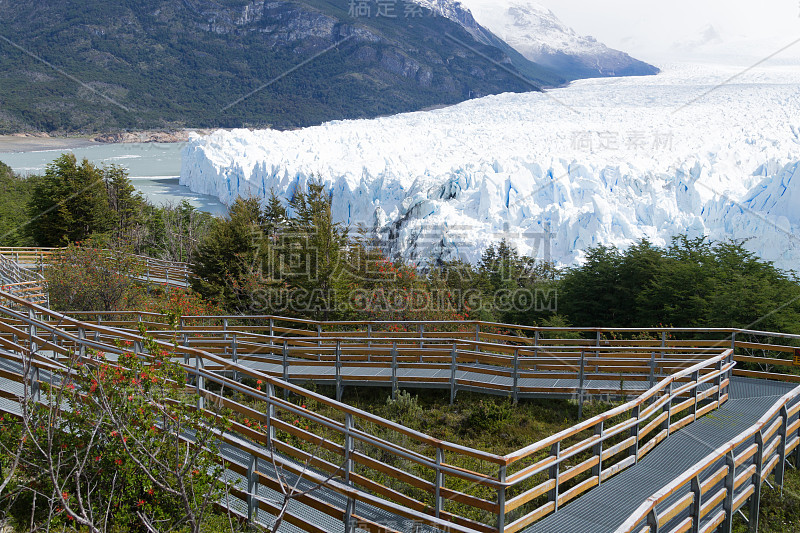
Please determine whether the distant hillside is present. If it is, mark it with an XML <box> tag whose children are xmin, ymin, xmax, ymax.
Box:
<box><xmin>0</xmin><ymin>0</ymin><xmax>567</xmax><ymax>134</ymax></box>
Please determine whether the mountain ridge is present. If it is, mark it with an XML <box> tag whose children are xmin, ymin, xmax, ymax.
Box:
<box><xmin>453</xmin><ymin>0</ymin><xmax>660</xmax><ymax>79</ymax></box>
<box><xmin>0</xmin><ymin>0</ymin><xmax>564</xmax><ymax>134</ymax></box>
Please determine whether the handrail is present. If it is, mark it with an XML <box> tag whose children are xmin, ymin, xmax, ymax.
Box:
<box><xmin>0</xmin><ymin>289</ymin><xmax>743</xmax><ymax>533</ymax></box>
<box><xmin>0</xmin><ymin>246</ymin><xmax>191</xmax><ymax>289</ymax></box>
<box><xmin>615</xmin><ymin>385</ymin><xmax>800</xmax><ymax>533</ymax></box>
<box><xmin>0</xmin><ymin>253</ymin><xmax>49</xmax><ymax>306</ymax></box>
<box><xmin>56</xmin><ymin>310</ymin><xmax>800</xmax><ymax>345</ymax></box>
<box><xmin>0</xmin><ymin>288</ymin><xmax>798</xmax><ymax>531</ymax></box>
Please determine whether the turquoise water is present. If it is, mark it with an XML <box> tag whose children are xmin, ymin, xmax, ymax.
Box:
<box><xmin>0</xmin><ymin>142</ymin><xmax>227</xmax><ymax>216</ymax></box>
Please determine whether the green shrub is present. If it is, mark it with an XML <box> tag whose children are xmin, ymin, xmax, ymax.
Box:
<box><xmin>385</xmin><ymin>390</ymin><xmax>422</xmax><ymax>422</ymax></box>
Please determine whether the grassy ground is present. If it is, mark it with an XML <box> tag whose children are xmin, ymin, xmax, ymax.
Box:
<box><xmin>231</xmin><ymin>383</ymin><xmax>626</xmax><ymax>526</ymax></box>
<box><xmin>287</xmin><ymin>385</ymin><xmax>617</xmax><ymax>456</ymax></box>
<box><xmin>733</xmin><ymin>462</ymin><xmax>800</xmax><ymax>533</ymax></box>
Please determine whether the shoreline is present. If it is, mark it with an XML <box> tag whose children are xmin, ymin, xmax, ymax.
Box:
<box><xmin>0</xmin><ymin>135</ymin><xmax>101</xmax><ymax>154</ymax></box>
<box><xmin>0</xmin><ymin>129</ymin><xmax>213</xmax><ymax>154</ymax></box>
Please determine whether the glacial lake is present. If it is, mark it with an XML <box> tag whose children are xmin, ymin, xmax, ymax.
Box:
<box><xmin>0</xmin><ymin>141</ymin><xmax>227</xmax><ymax>216</ymax></box>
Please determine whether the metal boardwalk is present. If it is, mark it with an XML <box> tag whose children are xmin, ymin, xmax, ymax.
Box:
<box><xmin>524</xmin><ymin>377</ymin><xmax>799</xmax><ymax>533</ymax></box>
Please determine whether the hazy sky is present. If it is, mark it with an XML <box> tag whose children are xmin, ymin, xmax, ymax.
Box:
<box><xmin>472</xmin><ymin>0</ymin><xmax>800</xmax><ymax>64</ymax></box>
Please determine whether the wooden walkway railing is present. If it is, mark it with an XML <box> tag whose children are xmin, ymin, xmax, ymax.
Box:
<box><xmin>0</xmin><ymin>276</ymin><xmax>798</xmax><ymax>531</ymax></box>
<box><xmin>0</xmin><ymin>246</ymin><xmax>192</xmax><ymax>289</ymax></box>
<box><xmin>14</xmin><ymin>292</ymin><xmax>800</xmax><ymax>532</ymax></box>
<box><xmin>0</xmin><ymin>253</ymin><xmax>48</xmax><ymax>306</ymax></box>
<box><xmin>616</xmin><ymin>387</ymin><xmax>800</xmax><ymax>533</ymax></box>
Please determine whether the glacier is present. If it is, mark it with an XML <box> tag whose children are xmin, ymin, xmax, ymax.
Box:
<box><xmin>180</xmin><ymin>63</ymin><xmax>800</xmax><ymax>271</ymax></box>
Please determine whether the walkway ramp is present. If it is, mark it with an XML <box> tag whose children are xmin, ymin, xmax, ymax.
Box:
<box><xmin>524</xmin><ymin>377</ymin><xmax>799</xmax><ymax>533</ymax></box>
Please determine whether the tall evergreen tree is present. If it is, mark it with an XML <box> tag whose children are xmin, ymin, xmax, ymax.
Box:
<box><xmin>286</xmin><ymin>182</ymin><xmax>349</xmax><ymax>319</ymax></box>
<box><xmin>191</xmin><ymin>197</ymin><xmax>269</xmax><ymax>310</ymax></box>
<box><xmin>0</xmin><ymin>161</ymin><xmax>39</xmax><ymax>246</ymax></box>
<box><xmin>104</xmin><ymin>164</ymin><xmax>147</xmax><ymax>245</ymax></box>
<box><xmin>27</xmin><ymin>154</ymin><xmax>114</xmax><ymax>246</ymax></box>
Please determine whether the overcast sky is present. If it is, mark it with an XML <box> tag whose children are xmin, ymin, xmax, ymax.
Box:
<box><xmin>477</xmin><ymin>0</ymin><xmax>800</xmax><ymax>64</ymax></box>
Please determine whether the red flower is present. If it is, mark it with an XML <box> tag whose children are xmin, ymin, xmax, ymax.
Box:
<box><xmin>137</xmin><ymin>499</ymin><xmax>145</xmax><ymax>507</ymax></box>
<box><xmin>62</xmin><ymin>491</ymin><xmax>69</xmax><ymax>500</ymax></box>
<box><xmin>115</xmin><ymin>459</ymin><xmax>123</xmax><ymax>465</ymax></box>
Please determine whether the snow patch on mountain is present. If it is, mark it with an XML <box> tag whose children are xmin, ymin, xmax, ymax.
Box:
<box><xmin>180</xmin><ymin>63</ymin><xmax>800</xmax><ymax>271</ymax></box>
<box><xmin>435</xmin><ymin>0</ymin><xmax>659</xmax><ymax>79</ymax></box>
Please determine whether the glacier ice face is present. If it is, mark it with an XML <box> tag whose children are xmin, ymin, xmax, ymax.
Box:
<box><xmin>180</xmin><ymin>63</ymin><xmax>800</xmax><ymax>271</ymax></box>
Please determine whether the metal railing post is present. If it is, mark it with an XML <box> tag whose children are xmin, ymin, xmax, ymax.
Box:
<box><xmin>434</xmin><ymin>447</ymin><xmax>444</xmax><ymax>518</ymax></box>
<box><xmin>247</xmin><ymin>454</ymin><xmax>258</xmax><ymax>522</ymax></box>
<box><xmin>750</xmin><ymin>431</ymin><xmax>764</xmax><ymax>533</ymax></box>
<box><xmin>722</xmin><ymin>451</ymin><xmax>735</xmax><ymax>533</ymax></box>
<box><xmin>649</xmin><ymin>352</ymin><xmax>656</xmax><ymax>388</ymax></box>
<box><xmin>195</xmin><ymin>354</ymin><xmax>205</xmax><ymax>411</ymax></box>
<box><xmin>391</xmin><ymin>342</ymin><xmax>398</xmax><ymax>400</ymax></box>
<box><xmin>28</xmin><ymin>307</ymin><xmax>37</xmax><ymax>358</ymax></box>
<box><xmin>548</xmin><ymin>442</ymin><xmax>560</xmax><ymax>512</ymax></box>
<box><xmin>316</xmin><ymin>324</ymin><xmax>322</xmax><ymax>347</ymax></box>
<box><xmin>512</xmin><ymin>348</ymin><xmax>520</xmax><ymax>404</ymax></box>
<box><xmin>692</xmin><ymin>370</ymin><xmax>700</xmax><ymax>422</ymax></box>
<box><xmin>232</xmin><ymin>333</ymin><xmax>239</xmax><ymax>382</ymax></box>
<box><xmin>419</xmin><ymin>323</ymin><xmax>424</xmax><ymax>350</ymax></box>
<box><xmin>28</xmin><ymin>364</ymin><xmax>40</xmax><ymax>404</ymax></box>
<box><xmin>266</xmin><ymin>382</ymin><xmax>275</xmax><ymax>445</ymax></box>
<box><xmin>592</xmin><ymin>421</ymin><xmax>604</xmax><ymax>484</ymax></box>
<box><xmin>663</xmin><ymin>381</ymin><xmax>674</xmax><ymax>437</ymax></box>
<box><xmin>268</xmin><ymin>318</ymin><xmax>274</xmax><ymax>346</ymax></box>
<box><xmin>450</xmin><ymin>342</ymin><xmax>457</xmax><ymax>405</ymax></box>
<box><xmin>646</xmin><ymin>509</ymin><xmax>659</xmax><ymax>533</ymax></box>
<box><xmin>578</xmin><ymin>350</ymin><xmax>586</xmax><ymax>420</ymax></box>
<box><xmin>497</xmin><ymin>464</ymin><xmax>507</xmax><ymax>533</ymax></box>
<box><xmin>777</xmin><ymin>406</ymin><xmax>788</xmax><ymax>488</ymax></box>
<box><xmin>282</xmin><ymin>341</ymin><xmax>289</xmax><ymax>399</ymax></box>
<box><xmin>231</xmin><ymin>333</ymin><xmax>238</xmax><ymax>364</ymax></box>
<box><xmin>335</xmin><ymin>340</ymin><xmax>343</xmax><ymax>402</ymax></box>
<box><xmin>344</xmin><ymin>413</ymin><xmax>355</xmax><ymax>533</ymax></box>
<box><xmin>630</xmin><ymin>404</ymin><xmax>641</xmax><ymax>462</ymax></box>
<box><xmin>690</xmin><ymin>476</ymin><xmax>701</xmax><ymax>533</ymax></box>
<box><xmin>78</xmin><ymin>327</ymin><xmax>86</xmax><ymax>360</ymax></box>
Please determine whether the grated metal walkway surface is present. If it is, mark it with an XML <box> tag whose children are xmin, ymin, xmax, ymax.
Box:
<box><xmin>232</xmin><ymin>354</ymin><xmax>675</xmax><ymax>401</ymax></box>
<box><xmin>523</xmin><ymin>377</ymin><xmax>798</xmax><ymax>533</ymax></box>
